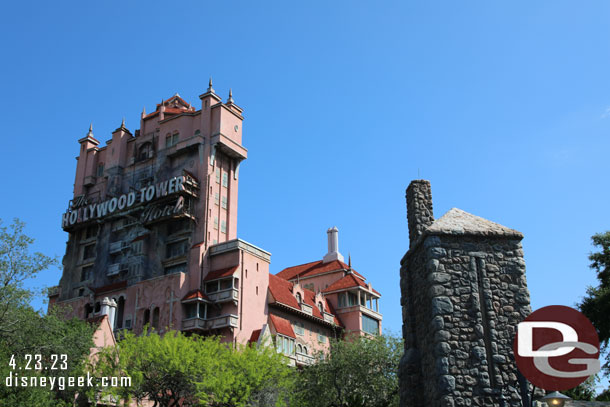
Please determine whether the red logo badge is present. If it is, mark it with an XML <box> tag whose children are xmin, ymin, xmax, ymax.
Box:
<box><xmin>513</xmin><ymin>305</ymin><xmax>600</xmax><ymax>390</ymax></box>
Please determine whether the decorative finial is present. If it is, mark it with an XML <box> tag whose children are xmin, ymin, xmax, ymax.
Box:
<box><xmin>208</xmin><ymin>77</ymin><xmax>214</xmax><ymax>92</ymax></box>
<box><xmin>227</xmin><ymin>88</ymin><xmax>234</xmax><ymax>104</ymax></box>
<box><xmin>142</xmin><ymin>106</ymin><xmax>146</xmax><ymax>114</ymax></box>
<box><xmin>121</xmin><ymin>117</ymin><xmax>125</xmax><ymax>128</ymax></box>
<box><xmin>87</xmin><ymin>123</ymin><xmax>93</xmax><ymax>137</ymax></box>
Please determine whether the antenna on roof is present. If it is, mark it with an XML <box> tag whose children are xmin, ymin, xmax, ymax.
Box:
<box><xmin>348</xmin><ymin>253</ymin><xmax>351</xmax><ymax>270</ymax></box>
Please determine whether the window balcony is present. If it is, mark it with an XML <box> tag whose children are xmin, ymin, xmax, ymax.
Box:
<box><xmin>182</xmin><ymin>314</ymin><xmax>238</xmax><ymax>331</ymax></box>
<box><xmin>207</xmin><ymin>288</ymin><xmax>239</xmax><ymax>303</ymax></box>
<box><xmin>109</xmin><ymin>241</ymin><xmax>129</xmax><ymax>254</ymax></box>
<box><xmin>296</xmin><ymin>353</ymin><xmax>315</xmax><ymax>366</ymax></box>
<box><xmin>300</xmin><ymin>303</ymin><xmax>313</xmax><ymax>316</ymax></box>
<box><xmin>107</xmin><ymin>263</ymin><xmax>127</xmax><ymax>276</ymax></box>
<box><xmin>323</xmin><ymin>312</ymin><xmax>335</xmax><ymax>324</ymax></box>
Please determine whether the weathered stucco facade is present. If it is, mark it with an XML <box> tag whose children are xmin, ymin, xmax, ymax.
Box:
<box><xmin>49</xmin><ymin>84</ymin><xmax>382</xmax><ymax>367</ymax></box>
<box><xmin>399</xmin><ymin>180</ymin><xmax>533</xmax><ymax>407</ymax></box>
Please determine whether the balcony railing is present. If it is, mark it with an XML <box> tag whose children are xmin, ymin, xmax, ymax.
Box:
<box><xmin>295</xmin><ymin>353</ymin><xmax>315</xmax><ymax>366</ymax></box>
<box><xmin>300</xmin><ymin>303</ymin><xmax>313</xmax><ymax>316</ymax></box>
<box><xmin>182</xmin><ymin>314</ymin><xmax>238</xmax><ymax>331</ymax></box>
<box><xmin>207</xmin><ymin>288</ymin><xmax>239</xmax><ymax>303</ymax></box>
<box><xmin>107</xmin><ymin>263</ymin><xmax>126</xmax><ymax>276</ymax></box>
<box><xmin>109</xmin><ymin>241</ymin><xmax>129</xmax><ymax>253</ymax></box>
<box><xmin>323</xmin><ymin>312</ymin><xmax>335</xmax><ymax>324</ymax></box>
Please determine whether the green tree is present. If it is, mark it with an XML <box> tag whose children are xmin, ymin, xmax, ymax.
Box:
<box><xmin>579</xmin><ymin>231</ymin><xmax>610</xmax><ymax>396</ymax></box>
<box><xmin>93</xmin><ymin>328</ymin><xmax>294</xmax><ymax>407</ymax></box>
<box><xmin>0</xmin><ymin>219</ymin><xmax>95</xmax><ymax>406</ymax></box>
<box><xmin>293</xmin><ymin>334</ymin><xmax>402</xmax><ymax>407</ymax></box>
<box><xmin>563</xmin><ymin>375</ymin><xmax>598</xmax><ymax>400</ymax></box>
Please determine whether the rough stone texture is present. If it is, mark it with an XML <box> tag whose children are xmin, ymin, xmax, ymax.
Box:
<box><xmin>406</xmin><ymin>180</ymin><xmax>434</xmax><ymax>248</ymax></box>
<box><xmin>399</xmin><ymin>180</ymin><xmax>532</xmax><ymax>407</ymax></box>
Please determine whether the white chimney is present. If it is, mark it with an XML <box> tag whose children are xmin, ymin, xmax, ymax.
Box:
<box><xmin>108</xmin><ymin>299</ymin><xmax>117</xmax><ymax>330</ymax></box>
<box><xmin>101</xmin><ymin>297</ymin><xmax>111</xmax><ymax>316</ymax></box>
<box><xmin>323</xmin><ymin>226</ymin><xmax>344</xmax><ymax>263</ymax></box>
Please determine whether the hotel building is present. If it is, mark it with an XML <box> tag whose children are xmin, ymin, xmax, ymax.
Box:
<box><xmin>49</xmin><ymin>83</ymin><xmax>382</xmax><ymax>364</ymax></box>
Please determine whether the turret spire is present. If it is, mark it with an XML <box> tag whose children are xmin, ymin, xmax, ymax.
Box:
<box><xmin>227</xmin><ymin>88</ymin><xmax>234</xmax><ymax>104</ymax></box>
<box><xmin>207</xmin><ymin>77</ymin><xmax>214</xmax><ymax>93</ymax></box>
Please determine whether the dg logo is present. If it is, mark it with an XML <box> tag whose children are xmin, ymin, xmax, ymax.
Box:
<box><xmin>513</xmin><ymin>305</ymin><xmax>601</xmax><ymax>390</ymax></box>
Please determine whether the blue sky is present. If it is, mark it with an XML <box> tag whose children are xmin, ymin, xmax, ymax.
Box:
<box><xmin>1</xmin><ymin>0</ymin><xmax>609</xmax><ymax>392</ymax></box>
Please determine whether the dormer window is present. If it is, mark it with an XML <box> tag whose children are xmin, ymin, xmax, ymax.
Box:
<box><xmin>318</xmin><ymin>302</ymin><xmax>324</xmax><ymax>313</ymax></box>
<box><xmin>296</xmin><ymin>292</ymin><xmax>302</xmax><ymax>305</ymax></box>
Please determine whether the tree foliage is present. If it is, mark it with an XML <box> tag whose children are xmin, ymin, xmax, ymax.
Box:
<box><xmin>0</xmin><ymin>218</ymin><xmax>95</xmax><ymax>406</ymax></box>
<box><xmin>292</xmin><ymin>334</ymin><xmax>402</xmax><ymax>407</ymax></box>
<box><xmin>579</xmin><ymin>232</ymin><xmax>610</xmax><ymax>369</ymax></box>
<box><xmin>92</xmin><ymin>329</ymin><xmax>294</xmax><ymax>407</ymax></box>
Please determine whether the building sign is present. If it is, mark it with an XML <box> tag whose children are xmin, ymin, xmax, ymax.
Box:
<box><xmin>62</xmin><ymin>176</ymin><xmax>188</xmax><ymax>228</ymax></box>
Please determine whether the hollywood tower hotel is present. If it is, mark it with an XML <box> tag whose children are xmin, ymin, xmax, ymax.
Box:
<box><xmin>49</xmin><ymin>83</ymin><xmax>382</xmax><ymax>363</ymax></box>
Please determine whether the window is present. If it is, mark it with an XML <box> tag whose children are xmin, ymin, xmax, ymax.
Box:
<box><xmin>166</xmin><ymin>240</ymin><xmax>188</xmax><ymax>259</ymax></box>
<box><xmin>164</xmin><ymin>263</ymin><xmax>186</xmax><ymax>275</ymax></box>
<box><xmin>294</xmin><ymin>321</ymin><xmax>305</xmax><ymax>336</ymax></box>
<box><xmin>221</xmin><ymin>196</ymin><xmax>227</xmax><ymax>209</ymax></box>
<box><xmin>276</xmin><ymin>335</ymin><xmax>295</xmax><ymax>356</ymax></box>
<box><xmin>362</xmin><ymin>314</ymin><xmax>379</xmax><ymax>335</ymax></box>
<box><xmin>318</xmin><ymin>302</ymin><xmax>324</xmax><ymax>313</ymax></box>
<box><xmin>131</xmin><ymin>240</ymin><xmax>143</xmax><ymax>254</ymax></box>
<box><xmin>215</xmin><ymin>170</ymin><xmax>220</xmax><ymax>184</ymax></box>
<box><xmin>116</xmin><ymin>297</ymin><xmax>125</xmax><ymax>329</ymax></box>
<box><xmin>348</xmin><ymin>292</ymin><xmax>358</xmax><ymax>307</ymax></box>
<box><xmin>83</xmin><ymin>243</ymin><xmax>96</xmax><ymax>260</ymax></box>
<box><xmin>214</xmin><ymin>217</ymin><xmax>218</xmax><ymax>230</ymax></box>
<box><xmin>222</xmin><ymin>172</ymin><xmax>228</xmax><ymax>187</ymax></box>
<box><xmin>338</xmin><ymin>293</ymin><xmax>346</xmax><ymax>308</ymax></box>
<box><xmin>184</xmin><ymin>303</ymin><xmax>198</xmax><ymax>319</ymax></box>
<box><xmin>143</xmin><ymin>309</ymin><xmax>150</xmax><ymax>326</ymax></box>
<box><xmin>152</xmin><ymin>307</ymin><xmax>160</xmax><ymax>330</ymax></box>
<box><xmin>166</xmin><ymin>133</ymin><xmax>180</xmax><ymax>148</ymax></box>
<box><xmin>84</xmin><ymin>303</ymin><xmax>93</xmax><ymax>318</ymax></box>
<box><xmin>81</xmin><ymin>265</ymin><xmax>93</xmax><ymax>282</ymax></box>
<box><xmin>214</xmin><ymin>193</ymin><xmax>219</xmax><ymax>205</ymax></box>
<box><xmin>94</xmin><ymin>302</ymin><xmax>101</xmax><ymax>313</ymax></box>
<box><xmin>360</xmin><ymin>293</ymin><xmax>366</xmax><ymax>307</ymax></box>
<box><xmin>317</xmin><ymin>329</ymin><xmax>327</xmax><ymax>343</ymax></box>
<box><xmin>138</xmin><ymin>143</ymin><xmax>152</xmax><ymax>161</ymax></box>
<box><xmin>205</xmin><ymin>281</ymin><xmax>219</xmax><ymax>293</ymax></box>
<box><xmin>220</xmin><ymin>220</ymin><xmax>226</xmax><ymax>233</ymax></box>
<box><xmin>296</xmin><ymin>292</ymin><xmax>302</xmax><ymax>304</ymax></box>
<box><xmin>97</xmin><ymin>163</ymin><xmax>104</xmax><ymax>177</ymax></box>
<box><xmin>85</xmin><ymin>225</ymin><xmax>98</xmax><ymax>239</ymax></box>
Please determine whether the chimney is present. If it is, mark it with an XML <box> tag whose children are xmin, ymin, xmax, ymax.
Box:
<box><xmin>406</xmin><ymin>180</ymin><xmax>434</xmax><ymax>248</ymax></box>
<box><xmin>101</xmin><ymin>297</ymin><xmax>111</xmax><ymax>318</ymax></box>
<box><xmin>108</xmin><ymin>298</ymin><xmax>117</xmax><ymax>330</ymax></box>
<box><xmin>323</xmin><ymin>226</ymin><xmax>344</xmax><ymax>263</ymax></box>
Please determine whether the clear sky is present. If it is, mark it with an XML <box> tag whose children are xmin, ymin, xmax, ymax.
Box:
<box><xmin>1</xmin><ymin>0</ymin><xmax>609</xmax><ymax>392</ymax></box>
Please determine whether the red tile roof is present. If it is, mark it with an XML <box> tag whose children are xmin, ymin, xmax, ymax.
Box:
<box><xmin>182</xmin><ymin>289</ymin><xmax>209</xmax><ymax>302</ymax></box>
<box><xmin>248</xmin><ymin>329</ymin><xmax>261</xmax><ymax>344</ymax></box>
<box><xmin>322</xmin><ymin>273</ymin><xmax>381</xmax><ymax>295</ymax></box>
<box><xmin>86</xmin><ymin>315</ymin><xmax>108</xmax><ymax>325</ymax></box>
<box><xmin>269</xmin><ymin>314</ymin><xmax>296</xmax><ymax>338</ymax></box>
<box><xmin>276</xmin><ymin>259</ymin><xmax>364</xmax><ymax>281</ymax></box>
<box><xmin>204</xmin><ymin>266</ymin><xmax>238</xmax><ymax>281</ymax></box>
<box><xmin>268</xmin><ymin>274</ymin><xmax>341</xmax><ymax>326</ymax></box>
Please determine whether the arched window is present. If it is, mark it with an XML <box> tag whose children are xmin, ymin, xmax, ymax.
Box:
<box><xmin>296</xmin><ymin>292</ymin><xmax>302</xmax><ymax>304</ymax></box>
<box><xmin>143</xmin><ymin>309</ymin><xmax>150</xmax><ymax>326</ymax></box>
<box><xmin>152</xmin><ymin>307</ymin><xmax>160</xmax><ymax>330</ymax></box>
<box><xmin>318</xmin><ymin>302</ymin><xmax>324</xmax><ymax>313</ymax></box>
<box><xmin>116</xmin><ymin>297</ymin><xmax>125</xmax><ymax>329</ymax></box>
<box><xmin>303</xmin><ymin>346</ymin><xmax>308</xmax><ymax>356</ymax></box>
<box><xmin>297</xmin><ymin>344</ymin><xmax>302</xmax><ymax>354</ymax></box>
<box><xmin>84</xmin><ymin>304</ymin><xmax>93</xmax><ymax>319</ymax></box>
<box><xmin>94</xmin><ymin>302</ymin><xmax>101</xmax><ymax>313</ymax></box>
